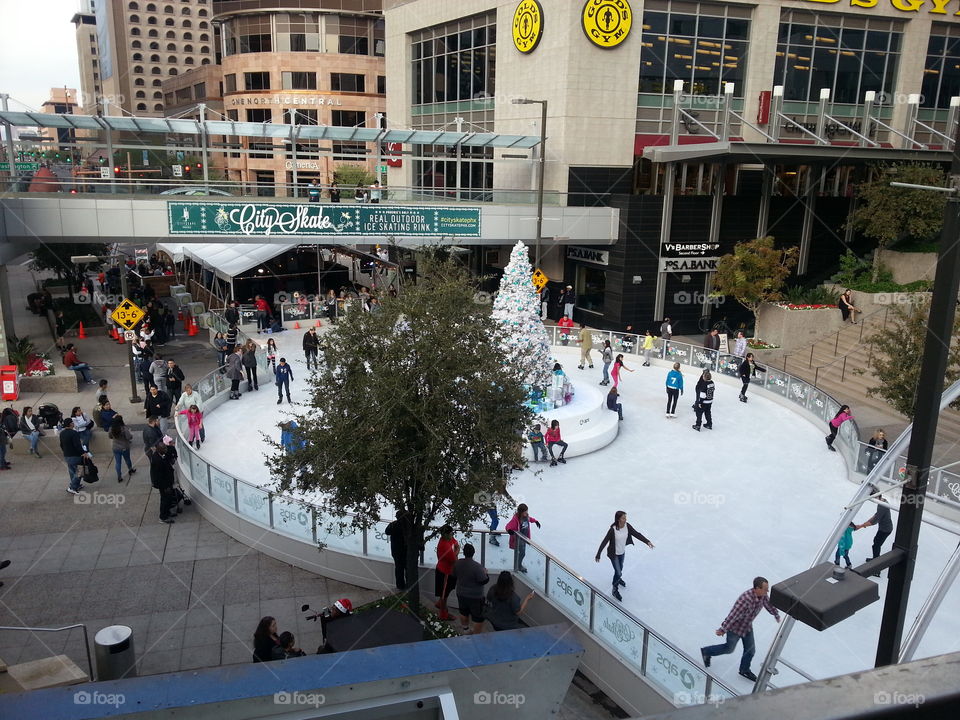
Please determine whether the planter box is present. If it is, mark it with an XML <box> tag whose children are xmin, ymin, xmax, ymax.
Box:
<box><xmin>822</xmin><ymin>284</ymin><xmax>930</xmax><ymax>312</ymax></box>
<box><xmin>755</xmin><ymin>303</ymin><xmax>843</xmax><ymax>352</ymax></box>
<box><xmin>18</xmin><ymin>373</ymin><xmax>77</xmax><ymax>393</ymax></box>
<box><xmin>878</xmin><ymin>250</ymin><xmax>936</xmax><ymax>285</ymax></box>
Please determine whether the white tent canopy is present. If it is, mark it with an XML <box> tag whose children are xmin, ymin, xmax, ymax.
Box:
<box><xmin>156</xmin><ymin>242</ymin><xmax>296</xmax><ymax>282</ymax></box>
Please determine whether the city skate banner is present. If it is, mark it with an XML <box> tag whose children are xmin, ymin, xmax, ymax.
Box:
<box><xmin>168</xmin><ymin>202</ymin><xmax>481</xmax><ymax>237</ymax></box>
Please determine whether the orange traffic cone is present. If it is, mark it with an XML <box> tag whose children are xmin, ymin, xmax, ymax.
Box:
<box><xmin>78</xmin><ymin>322</ymin><xmax>87</xmax><ymax>339</ymax></box>
<box><xmin>117</xmin><ymin>329</ymin><xmax>125</xmax><ymax>344</ymax></box>
<box><xmin>315</xmin><ymin>319</ymin><xmax>322</xmax><ymax>328</ymax></box>
<box><xmin>188</xmin><ymin>318</ymin><xmax>199</xmax><ymax>336</ymax></box>
<box><xmin>177</xmin><ymin>311</ymin><xmax>183</xmax><ymax>321</ymax></box>
<box><xmin>293</xmin><ymin>321</ymin><xmax>301</xmax><ymax>329</ymax></box>
<box><xmin>109</xmin><ymin>326</ymin><xmax>117</xmax><ymax>341</ymax></box>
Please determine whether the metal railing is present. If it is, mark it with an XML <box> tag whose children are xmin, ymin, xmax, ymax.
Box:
<box><xmin>0</xmin><ymin>624</ymin><xmax>94</xmax><ymax>680</ymax></box>
<box><xmin>780</xmin><ymin>305</ymin><xmax>889</xmax><ymax>377</ymax></box>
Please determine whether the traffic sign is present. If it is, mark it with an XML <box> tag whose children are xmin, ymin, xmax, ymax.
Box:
<box><xmin>111</xmin><ymin>298</ymin><xmax>146</xmax><ymax>331</ymax></box>
<box><xmin>99</xmin><ymin>167</ymin><xmax>111</xmax><ymax>179</ymax></box>
<box><xmin>377</xmin><ymin>165</ymin><xmax>387</xmax><ymax>174</ymax></box>
<box><xmin>124</xmin><ymin>330</ymin><xmax>137</xmax><ymax>342</ymax></box>
<box><xmin>532</xmin><ymin>269</ymin><xmax>548</xmax><ymax>291</ymax></box>
<box><xmin>172</xmin><ymin>165</ymin><xmax>183</xmax><ymax>177</ymax></box>
<box><xmin>0</xmin><ymin>162</ymin><xmax>41</xmax><ymax>173</ymax></box>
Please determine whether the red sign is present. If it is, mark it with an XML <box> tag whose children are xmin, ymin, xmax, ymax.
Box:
<box><xmin>757</xmin><ymin>90</ymin><xmax>772</xmax><ymax>125</ymax></box>
<box><xmin>385</xmin><ymin>142</ymin><xmax>402</xmax><ymax>168</ymax></box>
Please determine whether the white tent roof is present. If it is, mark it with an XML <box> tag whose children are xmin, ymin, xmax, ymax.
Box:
<box><xmin>156</xmin><ymin>242</ymin><xmax>296</xmax><ymax>281</ymax></box>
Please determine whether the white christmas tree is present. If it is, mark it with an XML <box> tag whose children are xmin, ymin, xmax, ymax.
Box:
<box><xmin>491</xmin><ymin>241</ymin><xmax>553</xmax><ymax>389</ymax></box>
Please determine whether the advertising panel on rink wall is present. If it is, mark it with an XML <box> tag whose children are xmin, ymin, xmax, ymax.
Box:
<box><xmin>168</xmin><ymin>202</ymin><xmax>481</xmax><ymax>237</ymax></box>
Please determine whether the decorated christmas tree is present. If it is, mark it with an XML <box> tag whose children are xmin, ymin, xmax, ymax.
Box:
<box><xmin>491</xmin><ymin>241</ymin><xmax>553</xmax><ymax>389</ymax></box>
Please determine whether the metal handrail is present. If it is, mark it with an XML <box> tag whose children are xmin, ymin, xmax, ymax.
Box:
<box><xmin>809</xmin><ymin>306</ymin><xmax>891</xmax><ymax>386</ymax></box>
<box><xmin>0</xmin><ymin>624</ymin><xmax>94</xmax><ymax>680</ymax></box>
<box><xmin>780</xmin><ymin>304</ymin><xmax>888</xmax><ymax>375</ymax></box>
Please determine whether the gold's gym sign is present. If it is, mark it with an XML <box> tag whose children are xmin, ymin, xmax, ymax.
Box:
<box><xmin>801</xmin><ymin>0</ymin><xmax>960</xmax><ymax>13</ymax></box>
<box><xmin>512</xmin><ymin>0</ymin><xmax>543</xmax><ymax>54</ymax></box>
<box><xmin>582</xmin><ymin>0</ymin><xmax>632</xmax><ymax>49</ymax></box>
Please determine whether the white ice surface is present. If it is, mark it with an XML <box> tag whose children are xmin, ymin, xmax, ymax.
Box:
<box><xmin>200</xmin><ymin>338</ymin><xmax>960</xmax><ymax>693</ymax></box>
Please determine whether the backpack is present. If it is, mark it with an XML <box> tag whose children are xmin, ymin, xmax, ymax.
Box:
<box><xmin>78</xmin><ymin>457</ymin><xmax>99</xmax><ymax>484</ymax></box>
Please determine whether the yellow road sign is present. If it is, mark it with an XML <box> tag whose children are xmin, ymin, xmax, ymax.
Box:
<box><xmin>532</xmin><ymin>269</ymin><xmax>549</xmax><ymax>291</ymax></box>
<box><xmin>111</xmin><ymin>298</ymin><xmax>146</xmax><ymax>331</ymax></box>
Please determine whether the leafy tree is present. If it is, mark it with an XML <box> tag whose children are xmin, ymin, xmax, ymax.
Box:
<box><xmin>333</xmin><ymin>163</ymin><xmax>376</xmax><ymax>188</ymax></box>
<box><xmin>846</xmin><ymin>164</ymin><xmax>946</xmax><ymax>283</ymax></box>
<box><xmin>30</xmin><ymin>242</ymin><xmax>109</xmax><ymax>281</ymax></box>
<box><xmin>267</xmin><ymin>252</ymin><xmax>534</xmax><ymax>610</ymax></box>
<box><xmin>711</xmin><ymin>236</ymin><xmax>798</xmax><ymax>340</ymax></box>
<box><xmin>860</xmin><ymin>299</ymin><xmax>960</xmax><ymax>418</ymax></box>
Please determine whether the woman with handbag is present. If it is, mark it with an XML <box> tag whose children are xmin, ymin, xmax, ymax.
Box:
<box><xmin>19</xmin><ymin>407</ymin><xmax>43</xmax><ymax>458</ymax></box>
<box><xmin>109</xmin><ymin>415</ymin><xmax>137</xmax><ymax>483</ymax></box>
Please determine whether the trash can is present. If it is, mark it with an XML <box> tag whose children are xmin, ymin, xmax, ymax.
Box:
<box><xmin>94</xmin><ymin>625</ymin><xmax>137</xmax><ymax>681</ymax></box>
<box><xmin>1</xmin><ymin>366</ymin><xmax>18</xmax><ymax>402</ymax></box>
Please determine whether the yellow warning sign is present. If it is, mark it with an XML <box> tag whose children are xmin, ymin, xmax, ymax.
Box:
<box><xmin>581</xmin><ymin>0</ymin><xmax>632</xmax><ymax>50</ymax></box>
<box><xmin>111</xmin><ymin>298</ymin><xmax>146</xmax><ymax>331</ymax></box>
<box><xmin>512</xmin><ymin>0</ymin><xmax>544</xmax><ymax>54</ymax></box>
<box><xmin>532</xmin><ymin>269</ymin><xmax>549</xmax><ymax>291</ymax></box>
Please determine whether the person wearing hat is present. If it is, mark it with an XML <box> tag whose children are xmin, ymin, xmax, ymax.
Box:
<box><xmin>307</xmin><ymin>598</ymin><xmax>353</xmax><ymax>653</ymax></box>
<box><xmin>151</xmin><ymin>437</ymin><xmax>177</xmax><ymax>524</ymax></box>
<box><xmin>559</xmin><ymin>285</ymin><xmax>576</xmax><ymax>320</ymax></box>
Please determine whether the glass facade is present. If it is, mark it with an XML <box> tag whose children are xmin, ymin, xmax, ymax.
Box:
<box><xmin>774</xmin><ymin>12</ymin><xmax>902</xmax><ymax>104</ymax></box>
<box><xmin>639</xmin><ymin>2</ymin><xmax>750</xmax><ymax>97</ymax></box>
<box><xmin>222</xmin><ymin>13</ymin><xmax>384</xmax><ymax>57</ymax></box>
<box><xmin>922</xmin><ymin>25</ymin><xmax>960</xmax><ymax>109</ymax></box>
<box><xmin>412</xmin><ymin>13</ymin><xmax>496</xmax><ymax>105</ymax></box>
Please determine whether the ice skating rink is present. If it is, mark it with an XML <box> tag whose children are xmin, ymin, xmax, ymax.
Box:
<box><xmin>200</xmin><ymin>337</ymin><xmax>960</xmax><ymax>692</ymax></box>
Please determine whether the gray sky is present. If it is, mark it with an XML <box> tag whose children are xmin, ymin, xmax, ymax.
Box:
<box><xmin>0</xmin><ymin>0</ymin><xmax>82</xmax><ymax>112</ymax></box>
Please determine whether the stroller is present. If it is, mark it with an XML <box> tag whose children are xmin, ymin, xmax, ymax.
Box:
<box><xmin>37</xmin><ymin>403</ymin><xmax>63</xmax><ymax>431</ymax></box>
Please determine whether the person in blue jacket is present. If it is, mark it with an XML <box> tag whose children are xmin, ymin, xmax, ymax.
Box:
<box><xmin>275</xmin><ymin>357</ymin><xmax>294</xmax><ymax>404</ymax></box>
<box><xmin>665</xmin><ymin>362</ymin><xmax>684</xmax><ymax>418</ymax></box>
<box><xmin>280</xmin><ymin>420</ymin><xmax>306</xmax><ymax>453</ymax></box>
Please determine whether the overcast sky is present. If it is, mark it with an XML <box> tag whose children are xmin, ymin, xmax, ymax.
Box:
<box><xmin>0</xmin><ymin>0</ymin><xmax>82</xmax><ymax>112</ymax></box>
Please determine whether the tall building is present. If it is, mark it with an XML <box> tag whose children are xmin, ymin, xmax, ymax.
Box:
<box><xmin>39</xmin><ymin>88</ymin><xmax>80</xmax><ymax>153</ymax></box>
<box><xmin>72</xmin><ymin>0</ymin><xmax>215</xmax><ymax>117</ymax></box>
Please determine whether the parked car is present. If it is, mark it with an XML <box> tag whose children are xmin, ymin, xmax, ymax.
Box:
<box><xmin>159</xmin><ymin>186</ymin><xmax>233</xmax><ymax>196</ymax></box>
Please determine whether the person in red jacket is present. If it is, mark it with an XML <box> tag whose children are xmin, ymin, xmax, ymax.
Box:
<box><xmin>254</xmin><ymin>295</ymin><xmax>271</xmax><ymax>334</ymax></box>
<box><xmin>63</xmin><ymin>344</ymin><xmax>95</xmax><ymax>384</ymax></box>
<box><xmin>557</xmin><ymin>315</ymin><xmax>575</xmax><ymax>345</ymax></box>
<box><xmin>505</xmin><ymin>503</ymin><xmax>540</xmax><ymax>574</ymax></box>
<box><xmin>434</xmin><ymin>525</ymin><xmax>460</xmax><ymax>620</ymax></box>
<box><xmin>544</xmin><ymin>420</ymin><xmax>567</xmax><ymax>466</ymax></box>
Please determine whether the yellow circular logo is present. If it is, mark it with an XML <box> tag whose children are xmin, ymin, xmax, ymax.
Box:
<box><xmin>581</xmin><ymin>0</ymin><xmax>632</xmax><ymax>49</ymax></box>
<box><xmin>512</xmin><ymin>0</ymin><xmax>544</xmax><ymax>54</ymax></box>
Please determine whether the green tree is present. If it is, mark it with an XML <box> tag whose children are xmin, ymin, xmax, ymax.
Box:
<box><xmin>846</xmin><ymin>163</ymin><xmax>946</xmax><ymax>283</ymax></box>
<box><xmin>711</xmin><ymin>236</ymin><xmax>798</xmax><ymax>340</ymax></box>
<box><xmin>860</xmin><ymin>299</ymin><xmax>960</xmax><ymax>418</ymax></box>
<box><xmin>30</xmin><ymin>242</ymin><xmax>109</xmax><ymax>281</ymax></box>
<box><xmin>267</xmin><ymin>253</ymin><xmax>534</xmax><ymax>610</ymax></box>
<box><xmin>333</xmin><ymin>163</ymin><xmax>375</xmax><ymax>189</ymax></box>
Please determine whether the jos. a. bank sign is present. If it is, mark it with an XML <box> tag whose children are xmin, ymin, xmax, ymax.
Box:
<box><xmin>801</xmin><ymin>0</ymin><xmax>960</xmax><ymax>14</ymax></box>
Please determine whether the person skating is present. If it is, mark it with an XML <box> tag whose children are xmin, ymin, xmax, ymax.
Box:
<box><xmin>434</xmin><ymin>525</ymin><xmax>460</xmax><ymax>621</ymax></box>
<box><xmin>302</xmin><ymin>327</ymin><xmax>320</xmax><ymax>370</ymax></box>
<box><xmin>606</xmin><ymin>386</ymin><xmax>623</xmax><ymax>421</ymax></box>
<box><xmin>692</xmin><ymin>370</ymin><xmax>715</xmax><ymax>431</ymax></box>
<box><xmin>642</xmin><ymin>330</ymin><xmax>655</xmax><ymax>366</ymax></box>
<box><xmin>700</xmin><ymin>576</ymin><xmax>781</xmax><ymax>682</ymax></box>
<box><xmin>738</xmin><ymin>353</ymin><xmax>766</xmax><ymax>403</ymax></box>
<box><xmin>226</xmin><ymin>346</ymin><xmax>244</xmax><ymax>400</ymax></box>
<box><xmin>856</xmin><ymin>485</ymin><xmax>893</xmax><ymax>562</ymax></box>
<box><xmin>557</xmin><ymin>314</ymin><xmax>575</xmax><ymax>345</ymax></box>
<box><xmin>594</xmin><ymin>510</ymin><xmax>654</xmax><ymax>601</ymax></box>
<box><xmin>505</xmin><ymin>503</ymin><xmax>540</xmax><ymax>573</ymax></box>
<box><xmin>835</xmin><ymin>522</ymin><xmax>857</xmax><ymax>568</ymax></box>
<box><xmin>545</xmin><ymin>420</ymin><xmax>568</xmax><ymax>466</ymax></box>
<box><xmin>665</xmin><ymin>362</ymin><xmax>684</xmax><ymax>418</ymax></box>
<box><xmin>242</xmin><ymin>340</ymin><xmax>259</xmax><ymax>391</ymax></box>
<box><xmin>178</xmin><ymin>404</ymin><xmax>204</xmax><ymax>450</ymax></box>
<box><xmin>825</xmin><ymin>405</ymin><xmax>853</xmax><ymax>451</ymax></box>
<box><xmin>265</xmin><ymin>338</ymin><xmax>278</xmax><ymax>374</ymax></box>
<box><xmin>527</xmin><ymin>423</ymin><xmax>547</xmax><ymax>463</ymax></box>
<box><xmin>611</xmin><ymin>354</ymin><xmax>633</xmax><ymax>388</ymax></box>
<box><xmin>577</xmin><ymin>323</ymin><xmax>594</xmax><ymax>369</ymax></box>
<box><xmin>600</xmin><ymin>340</ymin><xmax>613</xmax><ymax>386</ymax></box>
<box><xmin>275</xmin><ymin>357</ymin><xmax>294</xmax><ymax>404</ymax></box>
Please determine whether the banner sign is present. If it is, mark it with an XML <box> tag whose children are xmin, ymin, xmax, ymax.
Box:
<box><xmin>0</xmin><ymin>162</ymin><xmax>41</xmax><ymax>173</ymax></box>
<box><xmin>168</xmin><ymin>202</ymin><xmax>481</xmax><ymax>237</ymax></box>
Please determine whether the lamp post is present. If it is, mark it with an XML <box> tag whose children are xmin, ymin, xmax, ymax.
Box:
<box><xmin>512</xmin><ymin>98</ymin><xmax>547</xmax><ymax>270</ymax></box>
<box><xmin>71</xmin><ymin>254</ymin><xmax>142</xmax><ymax>403</ymax></box>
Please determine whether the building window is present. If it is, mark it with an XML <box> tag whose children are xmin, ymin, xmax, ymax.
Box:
<box><xmin>133</xmin><ymin>65</ymin><xmax>144</xmax><ymax>74</ymax></box>
<box><xmin>149</xmin><ymin>41</ymin><xmax>158</xmax><ymax>49</ymax></box>
<box><xmin>136</xmin><ymin>90</ymin><xmax>146</xmax><ymax>99</ymax></box>
<box><xmin>247</xmin><ymin>109</ymin><xmax>273</xmax><ymax>157</ymax></box>
<box><xmin>339</xmin><ymin>35</ymin><xmax>369</xmax><ymax>55</ymax></box>
<box><xmin>275</xmin><ymin>12</ymin><xmax>319</xmax><ymax>52</ymax></box>
<box><xmin>153</xmin><ymin>91</ymin><xmax>162</xmax><ymax>99</ymax></box>
<box><xmin>135</xmin><ymin>78</ymin><xmax>145</xmax><ymax>86</ymax></box>
<box><xmin>199</xmin><ymin>9</ymin><xmax>207</xmax><ymax>17</ymax></box>
<box><xmin>332</xmin><ymin>142</ymin><xmax>367</xmax><ymax>159</ymax></box>
<box><xmin>131</xmin><ymin>40</ymin><xmax>141</xmax><ymax>48</ymax></box>
<box><xmin>225</xmin><ymin>74</ymin><xmax>236</xmax><ymax>92</ymax></box>
<box><xmin>164</xmin><ymin>4</ymin><xmax>172</xmax><ymax>12</ymax></box>
<box><xmin>90</xmin><ymin>33</ymin><xmax>96</xmax><ymax>41</ymax></box>
<box><xmin>244</xmin><ymin>71</ymin><xmax>270</xmax><ymax>91</ymax></box>
<box><xmin>183</xmin><ymin>20</ymin><xmax>191</xmax><ymax>28</ymax></box>
<box><xmin>148</xmin><ymin>29</ymin><xmax>158</xmax><ymax>37</ymax></box>
<box><xmin>154</xmin><ymin>103</ymin><xmax>163</xmax><ymax>111</ymax></box>
<box><xmin>200</xmin><ymin>33</ymin><xmax>208</xmax><ymax>41</ymax></box>
<box><xmin>412</xmin><ymin>13</ymin><xmax>496</xmax><ymax>104</ymax></box>
<box><xmin>283</xmin><ymin>109</ymin><xmax>318</xmax><ymax>125</ymax></box>
<box><xmin>201</xmin><ymin>58</ymin><xmax>210</xmax><ymax>65</ymax></box>
<box><xmin>150</xmin><ymin>53</ymin><xmax>160</xmax><ymax>61</ymax></box>
<box><xmin>282</xmin><ymin>71</ymin><xmax>317</xmax><ymax>90</ymax></box>
<box><xmin>200</xmin><ymin>45</ymin><xmax>208</xmax><ymax>54</ymax></box>
<box><xmin>184</xmin><ymin>56</ymin><xmax>194</xmax><ymax>64</ymax></box>
<box><xmin>332</xmin><ymin>110</ymin><xmax>366</xmax><ymax>128</ymax></box>
<box><xmin>146</xmin><ymin>3</ymin><xmax>155</xmax><ymax>10</ymax></box>
<box><xmin>193</xmin><ymin>83</ymin><xmax>205</xmax><ymax>98</ymax></box>
<box><xmin>639</xmin><ymin>3</ymin><xmax>749</xmax><ymax>97</ymax></box>
<box><xmin>164</xmin><ymin>30</ymin><xmax>173</xmax><ymax>38</ymax></box>
<box><xmin>147</xmin><ymin>16</ymin><xmax>156</xmax><ymax>24</ymax></box>
<box><xmin>137</xmin><ymin>103</ymin><xmax>147</xmax><ymax>111</ymax></box>
<box><xmin>165</xmin><ymin>18</ymin><xmax>174</xmax><ymax>26</ymax></box>
<box><xmin>181</xmin><ymin>6</ymin><xmax>189</xmax><ymax>14</ymax></box>
<box><xmin>128</xmin><ymin>1</ymin><xmax>138</xmax><ymax>7</ymax></box>
<box><xmin>184</xmin><ymin>43</ymin><xmax>193</xmax><ymax>52</ymax></box>
<box><xmin>166</xmin><ymin>43</ymin><xmax>175</xmax><ymax>51</ymax></box>
<box><xmin>168</xmin><ymin>68</ymin><xmax>177</xmax><ymax>75</ymax></box>
<box><xmin>175</xmin><ymin>88</ymin><xmax>191</xmax><ymax>104</ymax></box>
<box><xmin>922</xmin><ymin>27</ymin><xmax>960</xmax><ymax>108</ymax></box>
<box><xmin>130</xmin><ymin>14</ymin><xmax>140</xmax><ymax>23</ymax></box>
<box><xmin>331</xmin><ymin>73</ymin><xmax>365</xmax><ymax>93</ymax></box>
<box><xmin>133</xmin><ymin>52</ymin><xmax>143</xmax><ymax>61</ymax></box>
<box><xmin>132</xmin><ymin>27</ymin><xmax>141</xmax><ymax>35</ymax></box>
<box><xmin>183</xmin><ymin>31</ymin><xmax>192</xmax><ymax>40</ymax></box>
<box><xmin>377</xmin><ymin>75</ymin><xmax>386</xmax><ymax>94</ymax></box>
<box><xmin>576</xmin><ymin>266</ymin><xmax>606</xmax><ymax>314</ymax></box>
<box><xmin>199</xmin><ymin>21</ymin><xmax>208</xmax><ymax>29</ymax></box>
<box><xmin>774</xmin><ymin>11</ymin><xmax>902</xmax><ymax>104</ymax></box>
<box><xmin>413</xmin><ymin>144</ymin><xmax>493</xmax><ymax>201</ymax></box>
<box><xmin>153</xmin><ymin>79</ymin><xmax>162</xmax><ymax>86</ymax></box>
<box><xmin>167</xmin><ymin>55</ymin><xmax>176</xmax><ymax>63</ymax></box>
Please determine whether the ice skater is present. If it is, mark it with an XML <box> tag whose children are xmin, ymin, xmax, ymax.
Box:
<box><xmin>275</xmin><ymin>357</ymin><xmax>294</xmax><ymax>404</ymax></box>
<box><xmin>611</xmin><ymin>354</ymin><xmax>633</xmax><ymax>388</ymax></box>
<box><xmin>545</xmin><ymin>420</ymin><xmax>568</xmax><ymax>465</ymax></box>
<box><xmin>577</xmin><ymin>323</ymin><xmax>594</xmax><ymax>369</ymax></box>
<box><xmin>505</xmin><ymin>503</ymin><xmax>540</xmax><ymax>574</ymax></box>
<box><xmin>594</xmin><ymin>510</ymin><xmax>654</xmax><ymax>601</ymax></box>
<box><xmin>692</xmin><ymin>370</ymin><xmax>715</xmax><ymax>431</ymax></box>
<box><xmin>641</xmin><ymin>330</ymin><xmax>655</xmax><ymax>366</ymax></box>
<box><xmin>700</xmin><ymin>576</ymin><xmax>780</xmax><ymax>682</ymax></box>
<box><xmin>856</xmin><ymin>485</ymin><xmax>893</xmax><ymax>561</ymax></box>
<box><xmin>527</xmin><ymin>423</ymin><xmax>547</xmax><ymax>462</ymax></box>
<box><xmin>738</xmin><ymin>353</ymin><xmax>766</xmax><ymax>403</ymax></box>
<box><xmin>600</xmin><ymin>341</ymin><xmax>613</xmax><ymax>386</ymax></box>
<box><xmin>825</xmin><ymin>405</ymin><xmax>853</xmax><ymax>451</ymax></box>
<box><xmin>177</xmin><ymin>404</ymin><xmax>204</xmax><ymax>450</ymax></box>
<box><xmin>835</xmin><ymin>522</ymin><xmax>857</xmax><ymax>568</ymax></box>
<box><xmin>665</xmin><ymin>362</ymin><xmax>684</xmax><ymax>417</ymax></box>
<box><xmin>606</xmin><ymin>386</ymin><xmax>623</xmax><ymax>421</ymax></box>
<box><xmin>733</xmin><ymin>331</ymin><xmax>747</xmax><ymax>357</ymax></box>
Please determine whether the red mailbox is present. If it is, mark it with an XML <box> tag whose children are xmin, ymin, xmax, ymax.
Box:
<box><xmin>1</xmin><ymin>365</ymin><xmax>19</xmax><ymax>401</ymax></box>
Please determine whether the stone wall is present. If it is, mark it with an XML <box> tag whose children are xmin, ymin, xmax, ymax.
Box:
<box><xmin>756</xmin><ymin>303</ymin><xmax>842</xmax><ymax>351</ymax></box>
<box><xmin>877</xmin><ymin>250</ymin><xmax>937</xmax><ymax>285</ymax></box>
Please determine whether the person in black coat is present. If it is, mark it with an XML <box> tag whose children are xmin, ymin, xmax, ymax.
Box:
<box><xmin>692</xmin><ymin>370</ymin><xmax>715</xmax><ymax>431</ymax></box>
<box><xmin>302</xmin><ymin>328</ymin><xmax>320</xmax><ymax>370</ymax></box>
<box><xmin>737</xmin><ymin>353</ymin><xmax>766</xmax><ymax>403</ymax></box>
<box><xmin>144</xmin><ymin>385</ymin><xmax>173</xmax><ymax>434</ymax></box>
<box><xmin>165</xmin><ymin>359</ymin><xmax>185</xmax><ymax>405</ymax></box>
<box><xmin>385</xmin><ymin>510</ymin><xmax>413</xmax><ymax>591</ymax></box>
<box><xmin>595</xmin><ymin>511</ymin><xmax>654</xmax><ymax>601</ymax></box>
<box><xmin>142</xmin><ymin>415</ymin><xmax>164</xmax><ymax>460</ymax></box>
<box><xmin>224</xmin><ymin>301</ymin><xmax>240</xmax><ymax>328</ymax></box>
<box><xmin>150</xmin><ymin>440</ymin><xmax>177</xmax><ymax>523</ymax></box>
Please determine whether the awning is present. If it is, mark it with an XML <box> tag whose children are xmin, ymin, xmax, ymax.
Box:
<box><xmin>642</xmin><ymin>140</ymin><xmax>952</xmax><ymax>165</ymax></box>
<box><xmin>0</xmin><ymin>111</ymin><xmax>543</xmax><ymax>149</ymax></box>
<box><xmin>156</xmin><ymin>242</ymin><xmax>296</xmax><ymax>282</ymax></box>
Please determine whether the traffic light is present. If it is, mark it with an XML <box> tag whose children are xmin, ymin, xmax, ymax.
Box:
<box><xmin>114</xmin><ymin>167</ymin><xmax>120</xmax><ymax>174</ymax></box>
<box><xmin>196</xmin><ymin>162</ymin><xmax>202</xmax><ymax>169</ymax></box>
<box><xmin>184</xmin><ymin>165</ymin><xmax>191</xmax><ymax>172</ymax></box>
<box><xmin>99</xmin><ymin>157</ymin><xmax>105</xmax><ymax>164</ymax></box>
<box><xmin>70</xmin><ymin>188</ymin><xmax>78</xmax><ymax>194</ymax></box>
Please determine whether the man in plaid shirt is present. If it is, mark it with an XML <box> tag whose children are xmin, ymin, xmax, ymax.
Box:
<box><xmin>700</xmin><ymin>576</ymin><xmax>780</xmax><ymax>682</ymax></box>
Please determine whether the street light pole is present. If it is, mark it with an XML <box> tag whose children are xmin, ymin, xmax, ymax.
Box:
<box><xmin>513</xmin><ymin>98</ymin><xmax>548</xmax><ymax>270</ymax></box>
